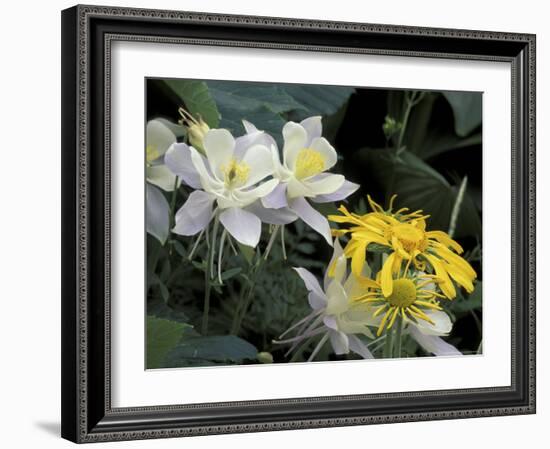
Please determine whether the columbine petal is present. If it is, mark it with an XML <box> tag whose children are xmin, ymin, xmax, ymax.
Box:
<box><xmin>172</xmin><ymin>190</ymin><xmax>214</xmax><ymax>236</ymax></box>
<box><xmin>146</xmin><ymin>165</ymin><xmax>179</xmax><ymax>192</ymax></box>
<box><xmin>288</xmin><ymin>197</ymin><xmax>333</xmax><ymax>245</ymax></box>
<box><xmin>348</xmin><ymin>335</ymin><xmax>374</xmax><ymax>359</ymax></box>
<box><xmin>146</xmin><ymin>119</ymin><xmax>176</xmax><ymax>161</ymax></box>
<box><xmin>189</xmin><ymin>147</ymin><xmax>224</xmax><ymax>194</ymax></box>
<box><xmin>245</xmin><ymin>202</ymin><xmax>297</xmax><ymax>225</ymax></box>
<box><xmin>219</xmin><ymin>207</ymin><xmax>262</xmax><ymax>247</ymax></box>
<box><xmin>286</xmin><ymin>177</ymin><xmax>314</xmax><ymax>199</ymax></box>
<box><xmin>203</xmin><ymin>129</ymin><xmax>235</xmax><ymax>180</ymax></box>
<box><xmin>325</xmin><ymin>280</ymin><xmax>349</xmax><ymax>316</ymax></box>
<box><xmin>309</xmin><ymin>137</ymin><xmax>338</xmax><ymax>171</ymax></box>
<box><xmin>146</xmin><ymin>184</ymin><xmax>170</xmax><ymax>244</ymax></box>
<box><xmin>293</xmin><ymin>267</ymin><xmax>326</xmax><ymax>305</ymax></box>
<box><xmin>414</xmin><ymin>310</ymin><xmax>453</xmax><ymax>336</ymax></box>
<box><xmin>232</xmin><ymin>179</ymin><xmax>279</xmax><ymax>208</ymax></box>
<box><xmin>329</xmin><ymin>330</ymin><xmax>350</xmax><ymax>355</ymax></box>
<box><xmin>282</xmin><ymin>121</ymin><xmax>308</xmax><ymax>170</ymax></box>
<box><xmin>240</xmin><ymin>144</ymin><xmax>275</xmax><ymax>187</ymax></box>
<box><xmin>312</xmin><ymin>179</ymin><xmax>360</xmax><ymax>203</ymax></box>
<box><xmin>409</xmin><ymin>326</ymin><xmax>462</xmax><ymax>356</ymax></box>
<box><xmin>164</xmin><ymin>143</ymin><xmax>202</xmax><ymax>189</ymax></box>
<box><xmin>324</xmin><ymin>238</ymin><xmax>346</xmax><ymax>289</ymax></box>
<box><xmin>302</xmin><ymin>173</ymin><xmax>345</xmax><ymax>196</ymax></box>
<box><xmin>261</xmin><ymin>183</ymin><xmax>288</xmax><ymax>209</ymax></box>
<box><xmin>300</xmin><ymin>116</ymin><xmax>322</xmax><ymax>147</ymax></box>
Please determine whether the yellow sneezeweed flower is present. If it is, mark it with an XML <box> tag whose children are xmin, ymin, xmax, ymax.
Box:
<box><xmin>328</xmin><ymin>195</ymin><xmax>477</xmax><ymax>299</ymax></box>
<box><xmin>178</xmin><ymin>107</ymin><xmax>210</xmax><ymax>154</ymax></box>
<box><xmin>353</xmin><ymin>264</ymin><xmax>449</xmax><ymax>337</ymax></box>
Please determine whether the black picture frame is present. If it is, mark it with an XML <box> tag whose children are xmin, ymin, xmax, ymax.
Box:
<box><xmin>61</xmin><ymin>4</ymin><xmax>536</xmax><ymax>443</ymax></box>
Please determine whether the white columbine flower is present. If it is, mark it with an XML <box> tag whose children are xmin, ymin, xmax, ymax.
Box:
<box><xmin>165</xmin><ymin>128</ymin><xmax>278</xmax><ymax>248</ymax></box>
<box><xmin>275</xmin><ymin>239</ymin><xmax>376</xmax><ymax>361</ymax></box>
<box><xmin>146</xmin><ymin>119</ymin><xmax>182</xmax><ymax>244</ymax></box>
<box><xmin>243</xmin><ymin>117</ymin><xmax>359</xmax><ymax>246</ymax></box>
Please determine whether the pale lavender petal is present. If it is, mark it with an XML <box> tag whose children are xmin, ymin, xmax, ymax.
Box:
<box><xmin>300</xmin><ymin>116</ymin><xmax>322</xmax><ymax>147</ymax></box>
<box><xmin>261</xmin><ymin>183</ymin><xmax>289</xmax><ymax>209</ymax></box>
<box><xmin>289</xmin><ymin>197</ymin><xmax>333</xmax><ymax>246</ymax></box>
<box><xmin>329</xmin><ymin>330</ymin><xmax>349</xmax><ymax>355</ymax></box>
<box><xmin>146</xmin><ymin>184</ymin><xmax>170</xmax><ymax>244</ymax></box>
<box><xmin>245</xmin><ymin>201</ymin><xmax>297</xmax><ymax>225</ymax></box>
<box><xmin>409</xmin><ymin>326</ymin><xmax>463</xmax><ymax>357</ymax></box>
<box><xmin>164</xmin><ymin>143</ymin><xmax>202</xmax><ymax>189</ymax></box>
<box><xmin>219</xmin><ymin>207</ymin><xmax>262</xmax><ymax>247</ymax></box>
<box><xmin>348</xmin><ymin>335</ymin><xmax>374</xmax><ymax>359</ymax></box>
<box><xmin>324</xmin><ymin>238</ymin><xmax>346</xmax><ymax>290</ymax></box>
<box><xmin>293</xmin><ymin>267</ymin><xmax>327</xmax><ymax>310</ymax></box>
<box><xmin>323</xmin><ymin>315</ymin><xmax>338</xmax><ymax>331</ymax></box>
<box><xmin>172</xmin><ymin>190</ymin><xmax>214</xmax><ymax>236</ymax></box>
<box><xmin>312</xmin><ymin>180</ymin><xmax>360</xmax><ymax>203</ymax></box>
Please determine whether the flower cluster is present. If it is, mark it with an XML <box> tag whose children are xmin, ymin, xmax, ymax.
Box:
<box><xmin>277</xmin><ymin>196</ymin><xmax>475</xmax><ymax>360</ymax></box>
<box><xmin>164</xmin><ymin>115</ymin><xmax>359</xmax><ymax>249</ymax></box>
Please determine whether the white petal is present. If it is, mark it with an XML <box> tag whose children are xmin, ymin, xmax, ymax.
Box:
<box><xmin>309</xmin><ymin>137</ymin><xmax>338</xmax><ymax>171</ymax></box>
<box><xmin>409</xmin><ymin>326</ymin><xmax>462</xmax><ymax>357</ymax></box>
<box><xmin>233</xmin><ymin>179</ymin><xmax>278</xmax><ymax>208</ymax></box>
<box><xmin>164</xmin><ymin>143</ymin><xmax>202</xmax><ymax>189</ymax></box>
<box><xmin>300</xmin><ymin>116</ymin><xmax>322</xmax><ymax>147</ymax></box>
<box><xmin>288</xmin><ymin>197</ymin><xmax>333</xmax><ymax>245</ymax></box>
<box><xmin>261</xmin><ymin>183</ymin><xmax>288</xmax><ymax>209</ymax></box>
<box><xmin>219</xmin><ymin>207</ymin><xmax>262</xmax><ymax>247</ymax></box>
<box><xmin>172</xmin><ymin>190</ymin><xmax>214</xmax><ymax>236</ymax></box>
<box><xmin>146</xmin><ymin>184</ymin><xmax>170</xmax><ymax>244</ymax></box>
<box><xmin>312</xmin><ymin>180</ymin><xmax>360</xmax><ymax>203</ymax></box>
<box><xmin>348</xmin><ymin>335</ymin><xmax>374</xmax><ymax>359</ymax></box>
<box><xmin>293</xmin><ymin>267</ymin><xmax>326</xmax><ymax>304</ymax></box>
<box><xmin>303</xmin><ymin>173</ymin><xmax>345</xmax><ymax>197</ymax></box>
<box><xmin>414</xmin><ymin>310</ymin><xmax>453</xmax><ymax>336</ymax></box>
<box><xmin>190</xmin><ymin>147</ymin><xmax>224</xmax><ymax>194</ymax></box>
<box><xmin>325</xmin><ymin>280</ymin><xmax>349</xmax><ymax>316</ymax></box>
<box><xmin>146</xmin><ymin>119</ymin><xmax>176</xmax><ymax>159</ymax></box>
<box><xmin>286</xmin><ymin>177</ymin><xmax>314</xmax><ymax>199</ymax></box>
<box><xmin>324</xmin><ymin>238</ymin><xmax>347</xmax><ymax>290</ymax></box>
<box><xmin>329</xmin><ymin>330</ymin><xmax>350</xmax><ymax>355</ymax></box>
<box><xmin>242</xmin><ymin>120</ymin><xmax>259</xmax><ymax>134</ymax></box>
<box><xmin>245</xmin><ymin>202</ymin><xmax>297</xmax><ymax>225</ymax></box>
<box><xmin>146</xmin><ymin>164</ymin><xmax>178</xmax><ymax>192</ymax></box>
<box><xmin>282</xmin><ymin>122</ymin><xmax>307</xmax><ymax>171</ymax></box>
<box><xmin>323</xmin><ymin>315</ymin><xmax>339</xmax><ymax>331</ymax></box>
<box><xmin>203</xmin><ymin>129</ymin><xmax>235</xmax><ymax>179</ymax></box>
<box><xmin>240</xmin><ymin>144</ymin><xmax>274</xmax><ymax>187</ymax></box>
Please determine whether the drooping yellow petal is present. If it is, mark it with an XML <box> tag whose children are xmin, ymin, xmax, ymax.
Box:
<box><xmin>432</xmin><ymin>243</ymin><xmax>477</xmax><ymax>278</ymax></box>
<box><xmin>424</xmin><ymin>254</ymin><xmax>456</xmax><ymax>299</ymax></box>
<box><xmin>351</xmin><ymin>240</ymin><xmax>368</xmax><ymax>277</ymax></box>
<box><xmin>426</xmin><ymin>230</ymin><xmax>464</xmax><ymax>254</ymax></box>
<box><xmin>380</xmin><ymin>252</ymin><xmax>397</xmax><ymax>297</ymax></box>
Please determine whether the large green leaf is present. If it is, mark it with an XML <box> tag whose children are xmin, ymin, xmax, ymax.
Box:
<box><xmin>356</xmin><ymin>149</ymin><xmax>481</xmax><ymax>237</ymax></box>
<box><xmin>159</xmin><ymin>79</ymin><xmax>220</xmax><ymax>127</ymax></box>
<box><xmin>164</xmin><ymin>335</ymin><xmax>258</xmax><ymax>367</ymax></box>
<box><xmin>146</xmin><ymin>316</ymin><xmax>189</xmax><ymax>369</ymax></box>
<box><xmin>280</xmin><ymin>84</ymin><xmax>355</xmax><ymax>119</ymax></box>
<box><xmin>442</xmin><ymin>92</ymin><xmax>482</xmax><ymax>137</ymax></box>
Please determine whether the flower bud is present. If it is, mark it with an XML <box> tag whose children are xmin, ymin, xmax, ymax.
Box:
<box><xmin>178</xmin><ymin>107</ymin><xmax>210</xmax><ymax>154</ymax></box>
<box><xmin>256</xmin><ymin>351</ymin><xmax>274</xmax><ymax>364</ymax></box>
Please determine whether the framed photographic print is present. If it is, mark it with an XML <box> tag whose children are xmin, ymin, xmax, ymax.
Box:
<box><xmin>61</xmin><ymin>4</ymin><xmax>536</xmax><ymax>443</ymax></box>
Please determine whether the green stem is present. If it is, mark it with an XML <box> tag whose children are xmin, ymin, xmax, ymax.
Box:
<box><xmin>393</xmin><ymin>316</ymin><xmax>403</xmax><ymax>358</ymax></box>
<box><xmin>383</xmin><ymin>326</ymin><xmax>394</xmax><ymax>359</ymax></box>
<box><xmin>202</xmin><ymin>215</ymin><xmax>219</xmax><ymax>335</ymax></box>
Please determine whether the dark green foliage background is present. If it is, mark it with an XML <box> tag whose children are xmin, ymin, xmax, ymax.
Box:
<box><xmin>145</xmin><ymin>78</ymin><xmax>482</xmax><ymax>368</ymax></box>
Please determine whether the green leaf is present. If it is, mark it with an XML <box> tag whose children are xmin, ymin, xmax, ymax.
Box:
<box><xmin>280</xmin><ymin>84</ymin><xmax>355</xmax><ymax>119</ymax></box>
<box><xmin>442</xmin><ymin>92</ymin><xmax>482</xmax><ymax>137</ymax></box>
<box><xmin>237</xmin><ymin>242</ymin><xmax>256</xmax><ymax>265</ymax></box>
<box><xmin>146</xmin><ymin>316</ymin><xmax>188</xmax><ymax>369</ymax></box>
<box><xmin>450</xmin><ymin>281</ymin><xmax>482</xmax><ymax>313</ymax></box>
<box><xmin>355</xmin><ymin>149</ymin><xmax>481</xmax><ymax>237</ymax></box>
<box><xmin>159</xmin><ymin>79</ymin><xmax>220</xmax><ymax>127</ymax></box>
<box><xmin>148</xmin><ymin>299</ymin><xmax>190</xmax><ymax>324</ymax></box>
<box><xmin>164</xmin><ymin>335</ymin><xmax>258</xmax><ymax>367</ymax></box>
<box><xmin>221</xmin><ymin>267</ymin><xmax>242</xmax><ymax>281</ymax></box>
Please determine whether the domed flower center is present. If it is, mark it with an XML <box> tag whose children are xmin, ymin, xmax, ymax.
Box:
<box><xmin>391</xmin><ymin>223</ymin><xmax>427</xmax><ymax>252</ymax></box>
<box><xmin>295</xmin><ymin>148</ymin><xmax>325</xmax><ymax>179</ymax></box>
<box><xmin>222</xmin><ymin>158</ymin><xmax>250</xmax><ymax>187</ymax></box>
<box><xmin>387</xmin><ymin>278</ymin><xmax>417</xmax><ymax>307</ymax></box>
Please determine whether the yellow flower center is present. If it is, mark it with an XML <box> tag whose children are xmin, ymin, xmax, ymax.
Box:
<box><xmin>387</xmin><ymin>223</ymin><xmax>428</xmax><ymax>253</ymax></box>
<box><xmin>146</xmin><ymin>144</ymin><xmax>160</xmax><ymax>163</ymax></box>
<box><xmin>222</xmin><ymin>158</ymin><xmax>250</xmax><ymax>187</ymax></box>
<box><xmin>386</xmin><ymin>278</ymin><xmax>417</xmax><ymax>307</ymax></box>
<box><xmin>295</xmin><ymin>148</ymin><xmax>325</xmax><ymax>179</ymax></box>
